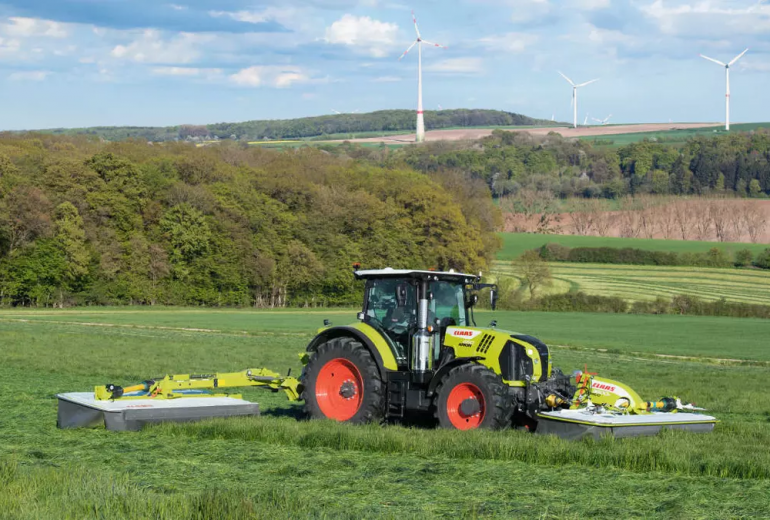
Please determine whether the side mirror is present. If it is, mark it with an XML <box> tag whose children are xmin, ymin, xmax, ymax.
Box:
<box><xmin>490</xmin><ymin>289</ymin><xmax>498</xmax><ymax>311</ymax></box>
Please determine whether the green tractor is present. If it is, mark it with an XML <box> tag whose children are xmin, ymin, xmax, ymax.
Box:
<box><xmin>301</xmin><ymin>268</ymin><xmax>717</xmax><ymax>436</ymax></box>
<box><xmin>301</xmin><ymin>268</ymin><xmax>575</xmax><ymax>430</ymax></box>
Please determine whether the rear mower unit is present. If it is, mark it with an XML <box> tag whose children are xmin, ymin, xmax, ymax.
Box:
<box><xmin>57</xmin><ymin>268</ymin><xmax>716</xmax><ymax>439</ymax></box>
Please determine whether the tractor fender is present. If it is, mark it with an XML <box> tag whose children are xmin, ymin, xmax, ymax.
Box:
<box><xmin>306</xmin><ymin>324</ymin><xmax>399</xmax><ymax>377</ymax></box>
<box><xmin>427</xmin><ymin>356</ymin><xmax>485</xmax><ymax>397</ymax></box>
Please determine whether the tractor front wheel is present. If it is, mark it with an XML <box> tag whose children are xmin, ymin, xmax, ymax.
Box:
<box><xmin>436</xmin><ymin>364</ymin><xmax>513</xmax><ymax>430</ymax></box>
<box><xmin>302</xmin><ymin>337</ymin><xmax>385</xmax><ymax>424</ymax></box>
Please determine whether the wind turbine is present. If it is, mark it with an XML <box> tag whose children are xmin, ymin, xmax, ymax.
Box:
<box><xmin>699</xmin><ymin>48</ymin><xmax>748</xmax><ymax>131</ymax></box>
<box><xmin>592</xmin><ymin>114</ymin><xmax>613</xmax><ymax>125</ymax></box>
<box><xmin>583</xmin><ymin>113</ymin><xmax>590</xmax><ymax>126</ymax></box>
<box><xmin>558</xmin><ymin>72</ymin><xmax>599</xmax><ymax>129</ymax></box>
<box><xmin>399</xmin><ymin>11</ymin><xmax>447</xmax><ymax>143</ymax></box>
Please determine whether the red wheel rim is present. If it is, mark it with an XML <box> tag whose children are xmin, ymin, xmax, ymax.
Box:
<box><xmin>446</xmin><ymin>383</ymin><xmax>485</xmax><ymax>430</ymax></box>
<box><xmin>315</xmin><ymin>358</ymin><xmax>364</xmax><ymax>421</ymax></box>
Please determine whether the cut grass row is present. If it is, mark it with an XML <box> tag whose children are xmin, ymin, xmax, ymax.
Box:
<box><xmin>494</xmin><ymin>261</ymin><xmax>770</xmax><ymax>305</ymax></box>
<box><xmin>497</xmin><ymin>232</ymin><xmax>770</xmax><ymax>261</ymax></box>
<box><xmin>1</xmin><ymin>312</ymin><xmax>770</xmax><ymax>517</ymax></box>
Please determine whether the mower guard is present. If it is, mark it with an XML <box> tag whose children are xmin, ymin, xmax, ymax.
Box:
<box><xmin>57</xmin><ymin>392</ymin><xmax>260</xmax><ymax>432</ymax></box>
<box><xmin>536</xmin><ymin>409</ymin><xmax>717</xmax><ymax>440</ymax></box>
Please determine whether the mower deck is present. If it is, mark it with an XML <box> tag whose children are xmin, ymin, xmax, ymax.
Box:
<box><xmin>57</xmin><ymin>392</ymin><xmax>260</xmax><ymax>431</ymax></box>
<box><xmin>536</xmin><ymin>409</ymin><xmax>717</xmax><ymax>440</ymax></box>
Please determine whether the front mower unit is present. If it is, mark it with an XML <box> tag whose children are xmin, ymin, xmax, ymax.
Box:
<box><xmin>536</xmin><ymin>410</ymin><xmax>716</xmax><ymax>440</ymax></box>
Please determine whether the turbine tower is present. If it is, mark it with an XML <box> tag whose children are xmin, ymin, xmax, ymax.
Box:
<box><xmin>699</xmin><ymin>48</ymin><xmax>748</xmax><ymax>131</ymax></box>
<box><xmin>558</xmin><ymin>72</ymin><xmax>598</xmax><ymax>129</ymax></box>
<box><xmin>399</xmin><ymin>11</ymin><xmax>446</xmax><ymax>143</ymax></box>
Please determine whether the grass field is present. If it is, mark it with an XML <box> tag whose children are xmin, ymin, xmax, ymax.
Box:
<box><xmin>493</xmin><ymin>261</ymin><xmax>770</xmax><ymax>305</ymax></box>
<box><xmin>495</xmin><ymin>233</ymin><xmax>770</xmax><ymax>304</ymax></box>
<box><xmin>498</xmin><ymin>232</ymin><xmax>770</xmax><ymax>261</ymax></box>
<box><xmin>2</xmin><ymin>308</ymin><xmax>770</xmax><ymax>518</ymax></box>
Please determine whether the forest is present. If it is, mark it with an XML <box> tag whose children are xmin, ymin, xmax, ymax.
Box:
<box><xmin>354</xmin><ymin>129</ymin><xmax>770</xmax><ymax>198</ymax></box>
<box><xmin>0</xmin><ymin>134</ymin><xmax>499</xmax><ymax>307</ymax></box>
<box><xmin>40</xmin><ymin>109</ymin><xmax>552</xmax><ymax>142</ymax></box>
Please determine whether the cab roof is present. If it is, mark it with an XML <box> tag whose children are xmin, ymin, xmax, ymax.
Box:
<box><xmin>353</xmin><ymin>268</ymin><xmax>479</xmax><ymax>283</ymax></box>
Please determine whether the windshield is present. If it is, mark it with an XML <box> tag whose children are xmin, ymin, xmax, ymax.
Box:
<box><xmin>429</xmin><ymin>281</ymin><xmax>467</xmax><ymax>327</ymax></box>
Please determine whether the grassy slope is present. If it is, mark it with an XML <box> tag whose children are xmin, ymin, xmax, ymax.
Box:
<box><xmin>1</xmin><ymin>310</ymin><xmax>770</xmax><ymax>518</ymax></box>
<box><xmin>498</xmin><ymin>232</ymin><xmax>770</xmax><ymax>261</ymax></box>
<box><xmin>493</xmin><ymin>261</ymin><xmax>770</xmax><ymax>304</ymax></box>
<box><xmin>496</xmin><ymin>233</ymin><xmax>770</xmax><ymax>304</ymax></box>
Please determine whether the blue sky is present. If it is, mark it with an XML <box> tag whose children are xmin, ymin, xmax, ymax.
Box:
<box><xmin>1</xmin><ymin>0</ymin><xmax>769</xmax><ymax>129</ymax></box>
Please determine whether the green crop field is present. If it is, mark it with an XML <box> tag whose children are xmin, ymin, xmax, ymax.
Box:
<box><xmin>1</xmin><ymin>308</ymin><xmax>770</xmax><ymax>518</ymax></box>
<box><xmin>493</xmin><ymin>261</ymin><xmax>770</xmax><ymax>304</ymax></box>
<box><xmin>498</xmin><ymin>232</ymin><xmax>770</xmax><ymax>261</ymax></box>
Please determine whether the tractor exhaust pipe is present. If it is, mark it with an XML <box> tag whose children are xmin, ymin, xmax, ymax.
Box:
<box><xmin>411</xmin><ymin>279</ymin><xmax>434</xmax><ymax>376</ymax></box>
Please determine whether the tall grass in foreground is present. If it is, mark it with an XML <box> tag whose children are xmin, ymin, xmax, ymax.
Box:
<box><xmin>157</xmin><ymin>416</ymin><xmax>770</xmax><ymax>480</ymax></box>
<box><xmin>0</xmin><ymin>459</ymin><xmax>389</xmax><ymax>520</ymax></box>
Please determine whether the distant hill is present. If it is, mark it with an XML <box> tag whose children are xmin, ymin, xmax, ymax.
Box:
<box><xmin>37</xmin><ymin>109</ymin><xmax>556</xmax><ymax>142</ymax></box>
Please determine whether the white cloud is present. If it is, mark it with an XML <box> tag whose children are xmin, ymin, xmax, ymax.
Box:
<box><xmin>111</xmin><ymin>30</ymin><xmax>212</xmax><ymax>64</ymax></box>
<box><xmin>478</xmin><ymin>32</ymin><xmax>539</xmax><ymax>53</ymax></box>
<box><xmin>169</xmin><ymin>4</ymin><xmax>187</xmax><ymax>10</ymax></box>
<box><xmin>425</xmin><ymin>57</ymin><xmax>484</xmax><ymax>74</ymax></box>
<box><xmin>3</xmin><ymin>17</ymin><xmax>68</xmax><ymax>38</ymax></box>
<box><xmin>573</xmin><ymin>0</ymin><xmax>610</xmax><ymax>10</ymax></box>
<box><xmin>9</xmin><ymin>70</ymin><xmax>51</xmax><ymax>81</ymax></box>
<box><xmin>0</xmin><ymin>37</ymin><xmax>21</xmax><ymax>54</ymax></box>
<box><xmin>372</xmin><ymin>75</ymin><xmax>402</xmax><ymax>82</ymax></box>
<box><xmin>510</xmin><ymin>0</ymin><xmax>551</xmax><ymax>23</ymax></box>
<box><xmin>229</xmin><ymin>65</ymin><xmax>311</xmax><ymax>88</ymax></box>
<box><xmin>642</xmin><ymin>0</ymin><xmax>770</xmax><ymax>37</ymax></box>
<box><xmin>325</xmin><ymin>14</ymin><xmax>399</xmax><ymax>57</ymax></box>
<box><xmin>152</xmin><ymin>66</ymin><xmax>223</xmax><ymax>78</ymax></box>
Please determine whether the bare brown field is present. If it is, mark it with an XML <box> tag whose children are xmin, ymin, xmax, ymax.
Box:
<box><xmin>339</xmin><ymin>123</ymin><xmax>722</xmax><ymax>144</ymax></box>
<box><xmin>503</xmin><ymin>198</ymin><xmax>770</xmax><ymax>244</ymax></box>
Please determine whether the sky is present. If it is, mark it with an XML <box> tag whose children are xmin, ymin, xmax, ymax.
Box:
<box><xmin>1</xmin><ymin>0</ymin><xmax>769</xmax><ymax>129</ymax></box>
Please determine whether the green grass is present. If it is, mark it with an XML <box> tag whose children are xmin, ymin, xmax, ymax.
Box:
<box><xmin>498</xmin><ymin>232</ymin><xmax>770</xmax><ymax>261</ymax></box>
<box><xmin>493</xmin><ymin>261</ymin><xmax>770</xmax><ymax>305</ymax></box>
<box><xmin>1</xmin><ymin>309</ymin><xmax>770</xmax><ymax>518</ymax></box>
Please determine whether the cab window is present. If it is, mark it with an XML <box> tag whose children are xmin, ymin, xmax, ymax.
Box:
<box><xmin>429</xmin><ymin>281</ymin><xmax>467</xmax><ymax>327</ymax></box>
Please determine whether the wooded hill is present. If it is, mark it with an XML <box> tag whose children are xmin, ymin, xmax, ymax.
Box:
<box><xmin>0</xmin><ymin>135</ymin><xmax>500</xmax><ymax>307</ymax></box>
<box><xmin>37</xmin><ymin>109</ymin><xmax>554</xmax><ymax>142</ymax></box>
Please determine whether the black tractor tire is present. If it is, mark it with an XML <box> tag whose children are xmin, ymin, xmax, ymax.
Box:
<box><xmin>435</xmin><ymin>364</ymin><xmax>514</xmax><ymax>430</ymax></box>
<box><xmin>301</xmin><ymin>337</ymin><xmax>385</xmax><ymax>424</ymax></box>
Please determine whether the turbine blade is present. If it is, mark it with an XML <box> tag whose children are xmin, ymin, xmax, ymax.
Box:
<box><xmin>412</xmin><ymin>10</ymin><xmax>422</xmax><ymax>39</ymax></box>
<box><xmin>576</xmin><ymin>78</ymin><xmax>599</xmax><ymax>88</ymax></box>
<box><xmin>700</xmin><ymin>54</ymin><xmax>726</xmax><ymax>67</ymax></box>
<box><xmin>398</xmin><ymin>40</ymin><xmax>418</xmax><ymax>61</ymax></box>
<box><xmin>729</xmin><ymin>48</ymin><xmax>749</xmax><ymax>66</ymax></box>
<box><xmin>558</xmin><ymin>71</ymin><xmax>575</xmax><ymax>86</ymax></box>
<box><xmin>420</xmin><ymin>39</ymin><xmax>447</xmax><ymax>49</ymax></box>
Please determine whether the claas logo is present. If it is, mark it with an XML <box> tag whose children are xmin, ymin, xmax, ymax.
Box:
<box><xmin>452</xmin><ymin>330</ymin><xmax>475</xmax><ymax>337</ymax></box>
<box><xmin>592</xmin><ymin>382</ymin><xmax>617</xmax><ymax>392</ymax></box>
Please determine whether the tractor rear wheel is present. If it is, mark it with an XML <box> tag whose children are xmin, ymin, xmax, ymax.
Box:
<box><xmin>435</xmin><ymin>364</ymin><xmax>513</xmax><ymax>430</ymax></box>
<box><xmin>302</xmin><ymin>337</ymin><xmax>385</xmax><ymax>424</ymax></box>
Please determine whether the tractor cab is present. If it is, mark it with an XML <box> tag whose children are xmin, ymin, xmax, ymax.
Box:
<box><xmin>354</xmin><ymin>268</ymin><xmax>494</xmax><ymax>373</ymax></box>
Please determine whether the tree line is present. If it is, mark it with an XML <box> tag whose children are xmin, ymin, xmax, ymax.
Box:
<box><xmin>0</xmin><ymin>135</ymin><xmax>499</xmax><ymax>307</ymax></box>
<box><xmin>379</xmin><ymin>129</ymin><xmax>770</xmax><ymax>199</ymax></box>
<box><xmin>37</xmin><ymin>110</ymin><xmax>552</xmax><ymax>143</ymax></box>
